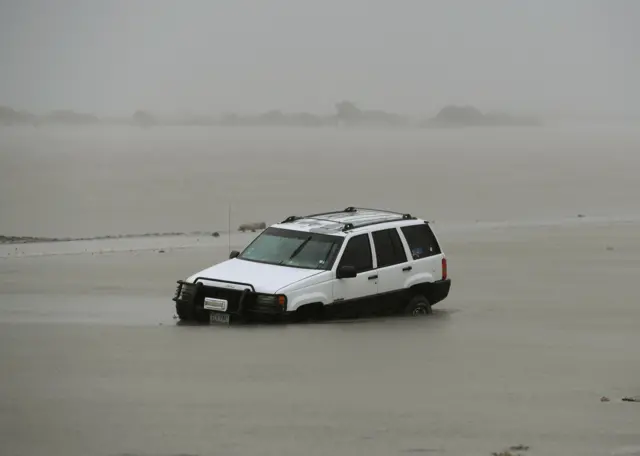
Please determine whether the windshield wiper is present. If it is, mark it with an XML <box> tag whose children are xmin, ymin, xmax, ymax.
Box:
<box><xmin>281</xmin><ymin>236</ymin><xmax>312</xmax><ymax>264</ymax></box>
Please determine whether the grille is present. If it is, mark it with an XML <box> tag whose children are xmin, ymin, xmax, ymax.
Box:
<box><xmin>201</xmin><ymin>286</ymin><xmax>247</xmax><ymax>313</ymax></box>
<box><xmin>174</xmin><ymin>281</ymin><xmax>283</xmax><ymax>316</ymax></box>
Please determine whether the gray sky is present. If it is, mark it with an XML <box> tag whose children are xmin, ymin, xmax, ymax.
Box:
<box><xmin>1</xmin><ymin>0</ymin><xmax>638</xmax><ymax>119</ymax></box>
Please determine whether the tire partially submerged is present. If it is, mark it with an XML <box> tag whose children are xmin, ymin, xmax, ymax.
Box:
<box><xmin>404</xmin><ymin>294</ymin><xmax>432</xmax><ymax>316</ymax></box>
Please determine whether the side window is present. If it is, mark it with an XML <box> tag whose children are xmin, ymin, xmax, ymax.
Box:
<box><xmin>372</xmin><ymin>228</ymin><xmax>408</xmax><ymax>268</ymax></box>
<box><xmin>338</xmin><ymin>234</ymin><xmax>373</xmax><ymax>272</ymax></box>
<box><xmin>400</xmin><ymin>224</ymin><xmax>442</xmax><ymax>259</ymax></box>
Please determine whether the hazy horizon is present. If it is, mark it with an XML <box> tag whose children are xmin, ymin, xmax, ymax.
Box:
<box><xmin>3</xmin><ymin>5</ymin><xmax>640</xmax><ymax>456</ymax></box>
<box><xmin>1</xmin><ymin>0</ymin><xmax>639</xmax><ymax>121</ymax></box>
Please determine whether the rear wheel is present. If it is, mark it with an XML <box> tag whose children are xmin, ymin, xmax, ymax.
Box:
<box><xmin>403</xmin><ymin>294</ymin><xmax>432</xmax><ymax>316</ymax></box>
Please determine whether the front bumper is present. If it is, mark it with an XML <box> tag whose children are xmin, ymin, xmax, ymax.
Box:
<box><xmin>173</xmin><ymin>279</ymin><xmax>285</xmax><ymax>320</ymax></box>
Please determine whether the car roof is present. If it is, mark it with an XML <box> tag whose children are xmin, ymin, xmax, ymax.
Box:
<box><xmin>270</xmin><ymin>207</ymin><xmax>426</xmax><ymax>236</ymax></box>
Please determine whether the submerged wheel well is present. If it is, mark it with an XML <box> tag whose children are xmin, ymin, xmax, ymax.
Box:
<box><xmin>294</xmin><ymin>302</ymin><xmax>324</xmax><ymax>321</ymax></box>
<box><xmin>410</xmin><ymin>282</ymin><xmax>433</xmax><ymax>298</ymax></box>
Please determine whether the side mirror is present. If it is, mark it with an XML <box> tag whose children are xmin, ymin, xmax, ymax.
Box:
<box><xmin>336</xmin><ymin>265</ymin><xmax>357</xmax><ymax>279</ymax></box>
<box><xmin>229</xmin><ymin>250</ymin><xmax>240</xmax><ymax>259</ymax></box>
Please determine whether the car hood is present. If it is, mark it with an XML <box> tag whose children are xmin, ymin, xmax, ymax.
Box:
<box><xmin>186</xmin><ymin>258</ymin><xmax>324</xmax><ymax>294</ymax></box>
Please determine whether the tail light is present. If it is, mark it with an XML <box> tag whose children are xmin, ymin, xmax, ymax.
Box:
<box><xmin>442</xmin><ymin>257</ymin><xmax>448</xmax><ymax>280</ymax></box>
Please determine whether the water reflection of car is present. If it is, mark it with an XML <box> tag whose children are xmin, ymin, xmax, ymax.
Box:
<box><xmin>172</xmin><ymin>207</ymin><xmax>451</xmax><ymax>324</ymax></box>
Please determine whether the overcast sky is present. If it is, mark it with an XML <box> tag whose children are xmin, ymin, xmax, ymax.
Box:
<box><xmin>0</xmin><ymin>0</ymin><xmax>638</xmax><ymax>119</ymax></box>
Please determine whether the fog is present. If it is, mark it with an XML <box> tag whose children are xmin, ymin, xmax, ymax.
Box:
<box><xmin>4</xmin><ymin>3</ymin><xmax>640</xmax><ymax>456</ymax></box>
<box><xmin>1</xmin><ymin>0</ymin><xmax>638</xmax><ymax>121</ymax></box>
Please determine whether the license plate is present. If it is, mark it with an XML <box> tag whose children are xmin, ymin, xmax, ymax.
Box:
<box><xmin>209</xmin><ymin>312</ymin><xmax>230</xmax><ymax>325</ymax></box>
<box><xmin>204</xmin><ymin>297</ymin><xmax>228</xmax><ymax>312</ymax></box>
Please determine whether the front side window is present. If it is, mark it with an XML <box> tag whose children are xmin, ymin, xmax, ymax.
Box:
<box><xmin>338</xmin><ymin>234</ymin><xmax>373</xmax><ymax>272</ymax></box>
<box><xmin>238</xmin><ymin>227</ymin><xmax>343</xmax><ymax>270</ymax></box>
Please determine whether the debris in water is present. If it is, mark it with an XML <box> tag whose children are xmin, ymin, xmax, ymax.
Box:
<box><xmin>401</xmin><ymin>449</ymin><xmax>442</xmax><ymax>454</ymax></box>
<box><xmin>622</xmin><ymin>396</ymin><xmax>640</xmax><ymax>402</ymax></box>
<box><xmin>158</xmin><ymin>249</ymin><xmax>165</xmax><ymax>253</ymax></box>
<box><xmin>492</xmin><ymin>445</ymin><xmax>530</xmax><ymax>456</ymax></box>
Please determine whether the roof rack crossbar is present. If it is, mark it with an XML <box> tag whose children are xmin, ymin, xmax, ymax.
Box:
<box><xmin>343</xmin><ymin>206</ymin><xmax>411</xmax><ymax>217</ymax></box>
<box><xmin>281</xmin><ymin>214</ymin><xmax>354</xmax><ymax>227</ymax></box>
<box><xmin>280</xmin><ymin>207</ymin><xmax>417</xmax><ymax>230</ymax></box>
<box><xmin>341</xmin><ymin>216</ymin><xmax>416</xmax><ymax>232</ymax></box>
<box><xmin>305</xmin><ymin>209</ymin><xmax>355</xmax><ymax>218</ymax></box>
<box><xmin>305</xmin><ymin>216</ymin><xmax>353</xmax><ymax>225</ymax></box>
<box><xmin>282</xmin><ymin>209</ymin><xmax>358</xmax><ymax>224</ymax></box>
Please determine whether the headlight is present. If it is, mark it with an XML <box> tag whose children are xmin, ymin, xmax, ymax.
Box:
<box><xmin>256</xmin><ymin>295</ymin><xmax>274</xmax><ymax>305</ymax></box>
<box><xmin>256</xmin><ymin>294</ymin><xmax>287</xmax><ymax>307</ymax></box>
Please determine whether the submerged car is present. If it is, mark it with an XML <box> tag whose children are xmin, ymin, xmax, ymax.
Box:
<box><xmin>172</xmin><ymin>207</ymin><xmax>451</xmax><ymax>324</ymax></box>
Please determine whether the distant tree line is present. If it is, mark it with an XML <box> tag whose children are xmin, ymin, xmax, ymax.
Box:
<box><xmin>423</xmin><ymin>105</ymin><xmax>541</xmax><ymax>127</ymax></box>
<box><xmin>130</xmin><ymin>101</ymin><xmax>413</xmax><ymax>128</ymax></box>
<box><xmin>1</xmin><ymin>106</ymin><xmax>99</xmax><ymax>126</ymax></box>
<box><xmin>0</xmin><ymin>105</ymin><xmax>35</xmax><ymax>125</ymax></box>
<box><xmin>1</xmin><ymin>102</ymin><xmax>541</xmax><ymax>128</ymax></box>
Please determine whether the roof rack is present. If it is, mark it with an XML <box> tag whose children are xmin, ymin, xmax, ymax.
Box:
<box><xmin>280</xmin><ymin>206</ymin><xmax>416</xmax><ymax>232</ymax></box>
<box><xmin>341</xmin><ymin>214</ymin><xmax>415</xmax><ymax>232</ymax></box>
<box><xmin>280</xmin><ymin>208</ymin><xmax>356</xmax><ymax>224</ymax></box>
<box><xmin>280</xmin><ymin>214</ymin><xmax>352</xmax><ymax>226</ymax></box>
<box><xmin>342</xmin><ymin>206</ymin><xmax>414</xmax><ymax>219</ymax></box>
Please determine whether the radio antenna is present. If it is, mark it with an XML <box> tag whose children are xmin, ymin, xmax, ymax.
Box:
<box><xmin>227</xmin><ymin>202</ymin><xmax>231</xmax><ymax>255</ymax></box>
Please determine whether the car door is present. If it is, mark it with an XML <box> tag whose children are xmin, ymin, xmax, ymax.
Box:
<box><xmin>331</xmin><ymin>233</ymin><xmax>378</xmax><ymax>309</ymax></box>
<box><xmin>371</xmin><ymin>227</ymin><xmax>411</xmax><ymax>306</ymax></box>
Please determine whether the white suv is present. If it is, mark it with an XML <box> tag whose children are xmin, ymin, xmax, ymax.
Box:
<box><xmin>172</xmin><ymin>207</ymin><xmax>451</xmax><ymax>324</ymax></box>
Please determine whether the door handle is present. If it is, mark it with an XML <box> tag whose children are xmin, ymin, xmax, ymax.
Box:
<box><xmin>368</xmin><ymin>275</ymin><xmax>378</xmax><ymax>280</ymax></box>
<box><xmin>402</xmin><ymin>266</ymin><xmax>412</xmax><ymax>272</ymax></box>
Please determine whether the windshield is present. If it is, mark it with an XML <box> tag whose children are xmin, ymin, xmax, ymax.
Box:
<box><xmin>238</xmin><ymin>227</ymin><xmax>344</xmax><ymax>270</ymax></box>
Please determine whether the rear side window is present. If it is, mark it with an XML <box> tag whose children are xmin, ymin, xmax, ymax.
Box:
<box><xmin>401</xmin><ymin>223</ymin><xmax>442</xmax><ymax>259</ymax></box>
<box><xmin>372</xmin><ymin>228</ymin><xmax>407</xmax><ymax>268</ymax></box>
<box><xmin>339</xmin><ymin>234</ymin><xmax>373</xmax><ymax>272</ymax></box>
